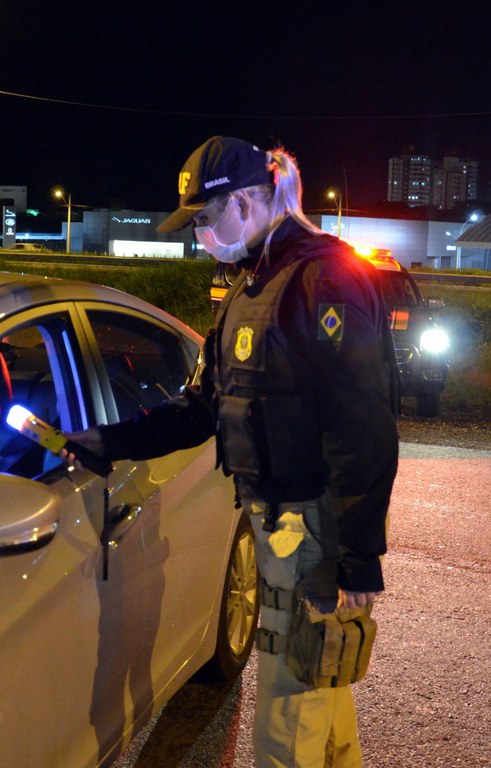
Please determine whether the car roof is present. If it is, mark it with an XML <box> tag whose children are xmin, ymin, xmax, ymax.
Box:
<box><xmin>367</xmin><ymin>255</ymin><xmax>404</xmax><ymax>272</ymax></box>
<box><xmin>349</xmin><ymin>245</ymin><xmax>407</xmax><ymax>273</ymax></box>
<box><xmin>0</xmin><ymin>271</ymin><xmax>202</xmax><ymax>343</ymax></box>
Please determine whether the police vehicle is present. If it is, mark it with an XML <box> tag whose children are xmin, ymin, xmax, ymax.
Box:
<box><xmin>354</xmin><ymin>247</ymin><xmax>449</xmax><ymax>417</ymax></box>
<box><xmin>210</xmin><ymin>249</ymin><xmax>449</xmax><ymax>418</ymax></box>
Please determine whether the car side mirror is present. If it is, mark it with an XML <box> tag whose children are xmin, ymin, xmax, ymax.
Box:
<box><xmin>0</xmin><ymin>474</ymin><xmax>61</xmax><ymax>552</ymax></box>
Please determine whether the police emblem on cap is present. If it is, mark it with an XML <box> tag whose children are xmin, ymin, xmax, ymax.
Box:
<box><xmin>318</xmin><ymin>304</ymin><xmax>344</xmax><ymax>341</ymax></box>
<box><xmin>235</xmin><ymin>327</ymin><xmax>254</xmax><ymax>361</ymax></box>
<box><xmin>178</xmin><ymin>171</ymin><xmax>191</xmax><ymax>195</ymax></box>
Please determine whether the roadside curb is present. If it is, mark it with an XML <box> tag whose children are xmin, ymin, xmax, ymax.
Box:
<box><xmin>399</xmin><ymin>441</ymin><xmax>491</xmax><ymax>459</ymax></box>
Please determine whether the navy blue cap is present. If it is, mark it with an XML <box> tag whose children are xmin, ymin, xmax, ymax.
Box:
<box><xmin>158</xmin><ymin>136</ymin><xmax>273</xmax><ymax>232</ymax></box>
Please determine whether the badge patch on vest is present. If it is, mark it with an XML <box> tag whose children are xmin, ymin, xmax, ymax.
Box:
<box><xmin>235</xmin><ymin>326</ymin><xmax>255</xmax><ymax>361</ymax></box>
<box><xmin>318</xmin><ymin>304</ymin><xmax>344</xmax><ymax>341</ymax></box>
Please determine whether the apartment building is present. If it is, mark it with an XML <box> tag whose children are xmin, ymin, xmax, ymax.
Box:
<box><xmin>387</xmin><ymin>151</ymin><xmax>479</xmax><ymax>209</ymax></box>
<box><xmin>387</xmin><ymin>153</ymin><xmax>436</xmax><ymax>207</ymax></box>
<box><xmin>433</xmin><ymin>156</ymin><xmax>479</xmax><ymax>209</ymax></box>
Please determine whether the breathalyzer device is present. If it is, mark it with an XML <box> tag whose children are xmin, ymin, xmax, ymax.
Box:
<box><xmin>6</xmin><ymin>405</ymin><xmax>113</xmax><ymax>478</ymax></box>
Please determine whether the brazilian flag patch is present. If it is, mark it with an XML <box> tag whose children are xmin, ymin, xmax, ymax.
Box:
<box><xmin>317</xmin><ymin>304</ymin><xmax>344</xmax><ymax>341</ymax></box>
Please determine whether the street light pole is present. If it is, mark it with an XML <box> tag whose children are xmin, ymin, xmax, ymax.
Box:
<box><xmin>327</xmin><ymin>190</ymin><xmax>343</xmax><ymax>237</ymax></box>
<box><xmin>66</xmin><ymin>193</ymin><xmax>72</xmax><ymax>255</ymax></box>
<box><xmin>54</xmin><ymin>189</ymin><xmax>72</xmax><ymax>255</ymax></box>
<box><xmin>456</xmin><ymin>213</ymin><xmax>479</xmax><ymax>270</ymax></box>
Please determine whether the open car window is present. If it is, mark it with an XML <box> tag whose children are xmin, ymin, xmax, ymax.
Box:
<box><xmin>0</xmin><ymin>324</ymin><xmax>65</xmax><ymax>478</ymax></box>
<box><xmin>86</xmin><ymin>310</ymin><xmax>195</xmax><ymax>422</ymax></box>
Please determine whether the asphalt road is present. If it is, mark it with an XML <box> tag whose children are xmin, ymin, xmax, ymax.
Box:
<box><xmin>115</xmin><ymin>441</ymin><xmax>491</xmax><ymax>768</ymax></box>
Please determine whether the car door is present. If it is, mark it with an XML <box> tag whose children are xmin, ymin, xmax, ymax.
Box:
<box><xmin>75</xmin><ymin>305</ymin><xmax>238</xmax><ymax>707</ymax></box>
<box><xmin>0</xmin><ymin>305</ymin><xmax>156</xmax><ymax>768</ymax></box>
<box><xmin>0</xmin><ymin>302</ymin><xmax>236</xmax><ymax>768</ymax></box>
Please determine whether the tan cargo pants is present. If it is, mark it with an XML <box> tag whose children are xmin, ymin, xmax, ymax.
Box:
<box><xmin>243</xmin><ymin>496</ymin><xmax>363</xmax><ymax>768</ymax></box>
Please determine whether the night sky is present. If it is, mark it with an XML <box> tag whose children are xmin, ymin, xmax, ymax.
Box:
<box><xmin>1</xmin><ymin>1</ymin><xmax>490</xmax><ymax>216</ymax></box>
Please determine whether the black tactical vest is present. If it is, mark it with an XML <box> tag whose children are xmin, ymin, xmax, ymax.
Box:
<box><xmin>210</xmin><ymin>254</ymin><xmax>329</xmax><ymax>482</ymax></box>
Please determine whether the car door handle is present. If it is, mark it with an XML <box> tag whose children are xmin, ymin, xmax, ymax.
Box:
<box><xmin>103</xmin><ymin>503</ymin><xmax>142</xmax><ymax>547</ymax></box>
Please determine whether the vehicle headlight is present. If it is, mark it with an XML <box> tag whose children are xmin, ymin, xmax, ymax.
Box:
<box><xmin>420</xmin><ymin>328</ymin><xmax>449</xmax><ymax>354</ymax></box>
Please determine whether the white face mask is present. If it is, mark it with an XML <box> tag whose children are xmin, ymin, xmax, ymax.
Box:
<box><xmin>195</xmin><ymin>199</ymin><xmax>249</xmax><ymax>263</ymax></box>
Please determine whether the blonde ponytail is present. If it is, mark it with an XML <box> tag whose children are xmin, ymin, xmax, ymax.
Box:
<box><xmin>266</xmin><ymin>148</ymin><xmax>323</xmax><ymax>236</ymax></box>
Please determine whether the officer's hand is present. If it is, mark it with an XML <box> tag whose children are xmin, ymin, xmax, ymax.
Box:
<box><xmin>60</xmin><ymin>428</ymin><xmax>104</xmax><ymax>470</ymax></box>
<box><xmin>337</xmin><ymin>589</ymin><xmax>382</xmax><ymax>609</ymax></box>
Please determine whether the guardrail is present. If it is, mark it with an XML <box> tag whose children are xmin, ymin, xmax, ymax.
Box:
<box><xmin>0</xmin><ymin>251</ymin><xmax>490</xmax><ymax>286</ymax></box>
<box><xmin>409</xmin><ymin>271</ymin><xmax>491</xmax><ymax>287</ymax></box>
<box><xmin>0</xmin><ymin>252</ymin><xmax>190</xmax><ymax>268</ymax></box>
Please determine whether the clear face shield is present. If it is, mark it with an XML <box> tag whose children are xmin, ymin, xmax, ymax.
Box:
<box><xmin>194</xmin><ymin>197</ymin><xmax>249</xmax><ymax>263</ymax></box>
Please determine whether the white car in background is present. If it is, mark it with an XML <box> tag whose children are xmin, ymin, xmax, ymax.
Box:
<box><xmin>14</xmin><ymin>242</ymin><xmax>44</xmax><ymax>251</ymax></box>
<box><xmin>0</xmin><ymin>272</ymin><xmax>258</xmax><ymax>768</ymax></box>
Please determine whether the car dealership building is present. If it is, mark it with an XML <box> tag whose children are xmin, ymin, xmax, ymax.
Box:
<box><xmin>10</xmin><ymin>207</ymin><xmax>491</xmax><ymax>272</ymax></box>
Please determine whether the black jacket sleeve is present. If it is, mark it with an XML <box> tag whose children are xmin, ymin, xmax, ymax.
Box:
<box><xmin>287</xmin><ymin>246</ymin><xmax>399</xmax><ymax>592</ymax></box>
<box><xmin>98</xmin><ymin>366</ymin><xmax>215</xmax><ymax>462</ymax></box>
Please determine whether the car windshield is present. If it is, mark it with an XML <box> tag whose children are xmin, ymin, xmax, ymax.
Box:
<box><xmin>377</xmin><ymin>271</ymin><xmax>420</xmax><ymax>307</ymax></box>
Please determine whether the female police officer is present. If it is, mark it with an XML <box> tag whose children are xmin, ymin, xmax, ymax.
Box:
<box><xmin>65</xmin><ymin>136</ymin><xmax>399</xmax><ymax>767</ymax></box>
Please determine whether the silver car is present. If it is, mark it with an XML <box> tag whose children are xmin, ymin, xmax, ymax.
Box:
<box><xmin>0</xmin><ymin>272</ymin><xmax>259</xmax><ymax>768</ymax></box>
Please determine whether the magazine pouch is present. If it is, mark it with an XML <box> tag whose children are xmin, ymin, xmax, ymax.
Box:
<box><xmin>287</xmin><ymin>591</ymin><xmax>377</xmax><ymax>687</ymax></box>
